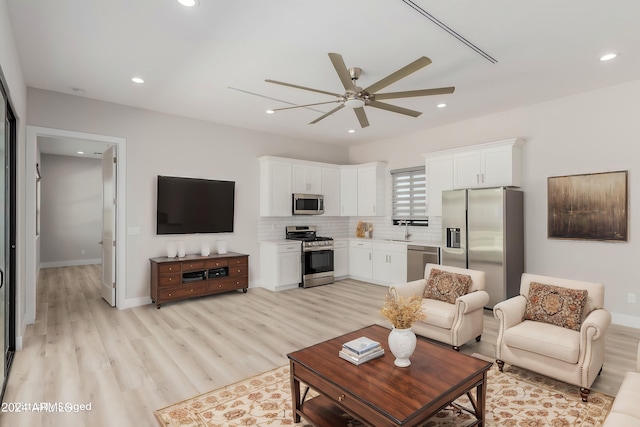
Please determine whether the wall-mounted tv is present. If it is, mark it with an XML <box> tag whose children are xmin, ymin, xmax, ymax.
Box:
<box><xmin>156</xmin><ymin>175</ymin><xmax>235</xmax><ymax>235</ymax></box>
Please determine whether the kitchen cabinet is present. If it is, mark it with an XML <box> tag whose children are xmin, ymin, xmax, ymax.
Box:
<box><xmin>372</xmin><ymin>242</ymin><xmax>407</xmax><ymax>285</ymax></box>
<box><xmin>292</xmin><ymin>164</ymin><xmax>322</xmax><ymax>194</ymax></box>
<box><xmin>260</xmin><ymin>241</ymin><xmax>301</xmax><ymax>291</ymax></box>
<box><xmin>348</xmin><ymin>240</ymin><xmax>372</xmax><ymax>280</ymax></box>
<box><xmin>333</xmin><ymin>239</ymin><xmax>349</xmax><ymax>278</ymax></box>
<box><xmin>453</xmin><ymin>139</ymin><xmax>523</xmax><ymax>189</ymax></box>
<box><xmin>259</xmin><ymin>157</ymin><xmax>292</xmax><ymax>217</ymax></box>
<box><xmin>321</xmin><ymin>167</ymin><xmax>341</xmax><ymax>216</ymax></box>
<box><xmin>424</xmin><ymin>154</ymin><xmax>454</xmax><ymax>217</ymax></box>
<box><xmin>340</xmin><ymin>162</ymin><xmax>386</xmax><ymax>217</ymax></box>
<box><xmin>357</xmin><ymin>163</ymin><xmax>386</xmax><ymax>216</ymax></box>
<box><xmin>340</xmin><ymin>167</ymin><xmax>358</xmax><ymax>216</ymax></box>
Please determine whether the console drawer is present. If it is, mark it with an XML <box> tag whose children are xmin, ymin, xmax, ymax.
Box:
<box><xmin>228</xmin><ymin>256</ymin><xmax>248</xmax><ymax>266</ymax></box>
<box><xmin>158</xmin><ymin>273</ymin><xmax>181</xmax><ymax>286</ymax></box>
<box><xmin>182</xmin><ymin>261</ymin><xmax>205</xmax><ymax>271</ymax></box>
<box><xmin>205</xmin><ymin>259</ymin><xmax>228</xmax><ymax>269</ymax></box>
<box><xmin>229</xmin><ymin>264</ymin><xmax>248</xmax><ymax>277</ymax></box>
<box><xmin>207</xmin><ymin>278</ymin><xmax>245</xmax><ymax>293</ymax></box>
<box><xmin>159</xmin><ymin>283</ymin><xmax>207</xmax><ymax>300</ymax></box>
<box><xmin>158</xmin><ymin>263</ymin><xmax>181</xmax><ymax>274</ymax></box>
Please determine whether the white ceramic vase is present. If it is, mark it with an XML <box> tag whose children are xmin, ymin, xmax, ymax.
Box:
<box><xmin>217</xmin><ymin>240</ymin><xmax>227</xmax><ymax>255</ymax></box>
<box><xmin>177</xmin><ymin>241</ymin><xmax>186</xmax><ymax>258</ymax></box>
<box><xmin>200</xmin><ymin>242</ymin><xmax>210</xmax><ymax>256</ymax></box>
<box><xmin>166</xmin><ymin>241</ymin><xmax>178</xmax><ymax>258</ymax></box>
<box><xmin>388</xmin><ymin>327</ymin><xmax>417</xmax><ymax>367</ymax></box>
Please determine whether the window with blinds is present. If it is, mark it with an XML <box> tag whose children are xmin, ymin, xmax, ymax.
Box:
<box><xmin>390</xmin><ymin>166</ymin><xmax>428</xmax><ymax>226</ymax></box>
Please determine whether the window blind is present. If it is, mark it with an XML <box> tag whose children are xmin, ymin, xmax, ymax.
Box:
<box><xmin>390</xmin><ymin>166</ymin><xmax>428</xmax><ymax>226</ymax></box>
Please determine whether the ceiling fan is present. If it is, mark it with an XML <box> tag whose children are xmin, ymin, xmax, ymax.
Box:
<box><xmin>265</xmin><ymin>53</ymin><xmax>454</xmax><ymax>128</ymax></box>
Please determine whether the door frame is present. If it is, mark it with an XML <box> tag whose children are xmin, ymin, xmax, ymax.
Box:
<box><xmin>25</xmin><ymin>126</ymin><xmax>126</xmax><ymax>325</ymax></box>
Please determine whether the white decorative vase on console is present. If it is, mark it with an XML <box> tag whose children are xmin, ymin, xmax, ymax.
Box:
<box><xmin>217</xmin><ymin>240</ymin><xmax>227</xmax><ymax>255</ymax></box>
<box><xmin>388</xmin><ymin>327</ymin><xmax>417</xmax><ymax>367</ymax></box>
<box><xmin>166</xmin><ymin>241</ymin><xmax>178</xmax><ymax>258</ymax></box>
<box><xmin>177</xmin><ymin>241</ymin><xmax>186</xmax><ymax>258</ymax></box>
<box><xmin>200</xmin><ymin>242</ymin><xmax>210</xmax><ymax>256</ymax></box>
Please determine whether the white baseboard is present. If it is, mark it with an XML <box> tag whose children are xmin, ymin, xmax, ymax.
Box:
<box><xmin>40</xmin><ymin>259</ymin><xmax>101</xmax><ymax>268</ymax></box>
<box><xmin>118</xmin><ymin>296</ymin><xmax>152</xmax><ymax>310</ymax></box>
<box><xmin>611</xmin><ymin>312</ymin><xmax>640</xmax><ymax>329</ymax></box>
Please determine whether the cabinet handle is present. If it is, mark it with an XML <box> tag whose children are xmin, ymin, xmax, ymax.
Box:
<box><xmin>168</xmin><ymin>293</ymin><xmax>172</xmax><ymax>297</ymax></box>
<box><xmin>338</xmin><ymin>394</ymin><xmax>345</xmax><ymax>402</ymax></box>
<box><xmin>481</xmin><ymin>173</ymin><xmax>485</xmax><ymax>183</ymax></box>
<box><xmin>168</xmin><ymin>277</ymin><xmax>173</xmax><ymax>282</ymax></box>
<box><xmin>369</xmin><ymin>253</ymin><xmax>371</xmax><ymax>261</ymax></box>
<box><xmin>190</xmin><ymin>289</ymin><xmax>194</xmax><ymax>293</ymax></box>
<box><xmin>168</xmin><ymin>267</ymin><xmax>173</xmax><ymax>271</ymax></box>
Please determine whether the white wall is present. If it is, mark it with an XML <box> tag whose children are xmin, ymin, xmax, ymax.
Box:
<box><xmin>39</xmin><ymin>154</ymin><xmax>102</xmax><ymax>266</ymax></box>
<box><xmin>1</xmin><ymin>0</ymin><xmax>28</xmax><ymax>347</ymax></box>
<box><xmin>26</xmin><ymin>88</ymin><xmax>349</xmax><ymax>304</ymax></box>
<box><xmin>349</xmin><ymin>79</ymin><xmax>640</xmax><ymax>327</ymax></box>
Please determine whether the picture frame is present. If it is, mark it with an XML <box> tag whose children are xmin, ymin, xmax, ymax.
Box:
<box><xmin>547</xmin><ymin>170</ymin><xmax>628</xmax><ymax>241</ymax></box>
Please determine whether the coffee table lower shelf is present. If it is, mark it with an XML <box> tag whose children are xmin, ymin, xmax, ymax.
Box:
<box><xmin>298</xmin><ymin>393</ymin><xmax>360</xmax><ymax>427</ymax></box>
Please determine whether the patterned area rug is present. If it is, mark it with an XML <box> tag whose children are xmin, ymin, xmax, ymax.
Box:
<box><xmin>154</xmin><ymin>361</ymin><xmax>614</xmax><ymax>427</ymax></box>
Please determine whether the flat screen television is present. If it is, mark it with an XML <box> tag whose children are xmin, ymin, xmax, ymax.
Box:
<box><xmin>156</xmin><ymin>175</ymin><xmax>235</xmax><ymax>234</ymax></box>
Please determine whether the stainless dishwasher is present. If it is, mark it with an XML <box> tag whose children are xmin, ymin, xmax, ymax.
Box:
<box><xmin>407</xmin><ymin>245</ymin><xmax>440</xmax><ymax>281</ymax></box>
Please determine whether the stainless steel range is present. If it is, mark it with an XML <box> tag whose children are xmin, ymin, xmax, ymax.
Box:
<box><xmin>285</xmin><ymin>225</ymin><xmax>334</xmax><ymax>288</ymax></box>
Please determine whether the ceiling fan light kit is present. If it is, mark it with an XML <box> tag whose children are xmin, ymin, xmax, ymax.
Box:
<box><xmin>266</xmin><ymin>52</ymin><xmax>454</xmax><ymax>128</ymax></box>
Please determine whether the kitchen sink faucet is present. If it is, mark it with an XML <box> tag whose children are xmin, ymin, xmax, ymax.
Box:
<box><xmin>399</xmin><ymin>220</ymin><xmax>411</xmax><ymax>241</ymax></box>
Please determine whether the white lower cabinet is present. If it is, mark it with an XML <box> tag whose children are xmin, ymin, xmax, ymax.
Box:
<box><xmin>347</xmin><ymin>240</ymin><xmax>407</xmax><ymax>285</ymax></box>
<box><xmin>333</xmin><ymin>239</ymin><xmax>349</xmax><ymax>278</ymax></box>
<box><xmin>260</xmin><ymin>241</ymin><xmax>301</xmax><ymax>291</ymax></box>
<box><xmin>372</xmin><ymin>242</ymin><xmax>407</xmax><ymax>285</ymax></box>
<box><xmin>348</xmin><ymin>240</ymin><xmax>373</xmax><ymax>280</ymax></box>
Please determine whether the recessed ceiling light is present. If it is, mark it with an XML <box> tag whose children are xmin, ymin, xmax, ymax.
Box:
<box><xmin>177</xmin><ymin>0</ymin><xmax>198</xmax><ymax>6</ymax></box>
<box><xmin>266</xmin><ymin>109</ymin><xmax>275</xmax><ymax>114</ymax></box>
<box><xmin>437</xmin><ymin>103</ymin><xmax>447</xmax><ymax>108</ymax></box>
<box><xmin>348</xmin><ymin>129</ymin><xmax>356</xmax><ymax>133</ymax></box>
<box><xmin>131</xmin><ymin>77</ymin><xmax>145</xmax><ymax>84</ymax></box>
<box><xmin>600</xmin><ymin>53</ymin><xmax>617</xmax><ymax>61</ymax></box>
<box><xmin>77</xmin><ymin>151</ymin><xmax>84</xmax><ymax>155</ymax></box>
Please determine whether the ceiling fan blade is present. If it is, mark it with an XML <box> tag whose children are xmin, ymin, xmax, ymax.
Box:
<box><xmin>328</xmin><ymin>53</ymin><xmax>356</xmax><ymax>92</ymax></box>
<box><xmin>374</xmin><ymin>86</ymin><xmax>455</xmax><ymax>100</ymax></box>
<box><xmin>265</xmin><ymin>79</ymin><xmax>341</xmax><ymax>97</ymax></box>
<box><xmin>364</xmin><ymin>56</ymin><xmax>432</xmax><ymax>94</ymax></box>
<box><xmin>367</xmin><ymin>100</ymin><xmax>422</xmax><ymax>118</ymax></box>
<box><xmin>272</xmin><ymin>100</ymin><xmax>341</xmax><ymax>112</ymax></box>
<box><xmin>309</xmin><ymin>104</ymin><xmax>345</xmax><ymax>124</ymax></box>
<box><xmin>354</xmin><ymin>107</ymin><xmax>370</xmax><ymax>128</ymax></box>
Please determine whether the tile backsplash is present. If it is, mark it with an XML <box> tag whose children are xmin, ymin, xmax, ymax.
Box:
<box><xmin>258</xmin><ymin>216</ymin><xmax>443</xmax><ymax>243</ymax></box>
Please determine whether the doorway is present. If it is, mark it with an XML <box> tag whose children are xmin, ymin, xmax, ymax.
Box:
<box><xmin>25</xmin><ymin>127</ymin><xmax>126</xmax><ymax>326</ymax></box>
<box><xmin>0</xmin><ymin>73</ymin><xmax>17</xmax><ymax>402</ymax></box>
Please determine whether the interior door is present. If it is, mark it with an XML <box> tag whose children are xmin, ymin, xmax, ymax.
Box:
<box><xmin>0</xmin><ymin>88</ymin><xmax>6</xmax><ymax>380</ymax></box>
<box><xmin>101</xmin><ymin>146</ymin><xmax>116</xmax><ymax>306</ymax></box>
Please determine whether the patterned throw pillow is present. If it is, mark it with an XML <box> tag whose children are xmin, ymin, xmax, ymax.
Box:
<box><xmin>524</xmin><ymin>282</ymin><xmax>588</xmax><ymax>331</ymax></box>
<box><xmin>424</xmin><ymin>269</ymin><xmax>472</xmax><ymax>304</ymax></box>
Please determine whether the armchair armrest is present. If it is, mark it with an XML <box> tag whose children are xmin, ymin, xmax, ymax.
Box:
<box><xmin>390</xmin><ymin>279</ymin><xmax>426</xmax><ymax>298</ymax></box>
<box><xmin>493</xmin><ymin>295</ymin><xmax>527</xmax><ymax>330</ymax></box>
<box><xmin>580</xmin><ymin>308</ymin><xmax>611</xmax><ymax>342</ymax></box>
<box><xmin>456</xmin><ymin>290</ymin><xmax>489</xmax><ymax>314</ymax></box>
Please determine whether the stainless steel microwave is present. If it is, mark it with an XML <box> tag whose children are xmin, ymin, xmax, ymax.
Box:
<box><xmin>292</xmin><ymin>193</ymin><xmax>324</xmax><ymax>215</ymax></box>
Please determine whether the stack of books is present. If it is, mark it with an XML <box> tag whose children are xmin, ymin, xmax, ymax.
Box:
<box><xmin>339</xmin><ymin>336</ymin><xmax>384</xmax><ymax>365</ymax></box>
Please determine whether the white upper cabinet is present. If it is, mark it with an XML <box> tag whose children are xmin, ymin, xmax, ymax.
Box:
<box><xmin>259</xmin><ymin>157</ymin><xmax>292</xmax><ymax>217</ymax></box>
<box><xmin>356</xmin><ymin>162</ymin><xmax>386</xmax><ymax>217</ymax></box>
<box><xmin>424</xmin><ymin>154</ymin><xmax>454</xmax><ymax>217</ymax></box>
<box><xmin>292</xmin><ymin>164</ymin><xmax>322</xmax><ymax>194</ymax></box>
<box><xmin>452</xmin><ymin>139</ymin><xmax>524</xmax><ymax>189</ymax></box>
<box><xmin>340</xmin><ymin>167</ymin><xmax>358</xmax><ymax>216</ymax></box>
<box><xmin>321</xmin><ymin>167</ymin><xmax>341</xmax><ymax>216</ymax></box>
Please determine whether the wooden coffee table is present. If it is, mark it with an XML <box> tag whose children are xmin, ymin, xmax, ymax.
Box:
<box><xmin>287</xmin><ymin>324</ymin><xmax>492</xmax><ymax>427</ymax></box>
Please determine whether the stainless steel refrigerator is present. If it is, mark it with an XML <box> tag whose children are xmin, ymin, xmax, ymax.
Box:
<box><xmin>441</xmin><ymin>187</ymin><xmax>524</xmax><ymax>308</ymax></box>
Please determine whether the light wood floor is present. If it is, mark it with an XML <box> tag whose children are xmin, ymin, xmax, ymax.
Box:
<box><xmin>2</xmin><ymin>265</ymin><xmax>639</xmax><ymax>426</ymax></box>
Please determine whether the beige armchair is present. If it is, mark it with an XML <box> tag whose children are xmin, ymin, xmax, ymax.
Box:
<box><xmin>494</xmin><ymin>273</ymin><xmax>611</xmax><ymax>402</ymax></box>
<box><xmin>391</xmin><ymin>263</ymin><xmax>488</xmax><ymax>351</ymax></box>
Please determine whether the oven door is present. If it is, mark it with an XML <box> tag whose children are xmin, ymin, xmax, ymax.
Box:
<box><xmin>302</xmin><ymin>248</ymin><xmax>334</xmax><ymax>287</ymax></box>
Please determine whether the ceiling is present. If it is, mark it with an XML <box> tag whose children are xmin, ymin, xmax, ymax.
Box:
<box><xmin>8</xmin><ymin>0</ymin><xmax>640</xmax><ymax>149</ymax></box>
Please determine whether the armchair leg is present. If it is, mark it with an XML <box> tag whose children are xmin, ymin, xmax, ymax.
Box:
<box><xmin>580</xmin><ymin>387</ymin><xmax>590</xmax><ymax>402</ymax></box>
<box><xmin>496</xmin><ymin>359</ymin><xmax>505</xmax><ymax>372</ymax></box>
<box><xmin>452</xmin><ymin>346</ymin><xmax>460</xmax><ymax>352</ymax></box>
<box><xmin>475</xmin><ymin>335</ymin><xmax>481</xmax><ymax>342</ymax></box>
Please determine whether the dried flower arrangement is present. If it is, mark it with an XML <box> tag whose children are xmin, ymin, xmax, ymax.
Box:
<box><xmin>380</xmin><ymin>289</ymin><xmax>426</xmax><ymax>329</ymax></box>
